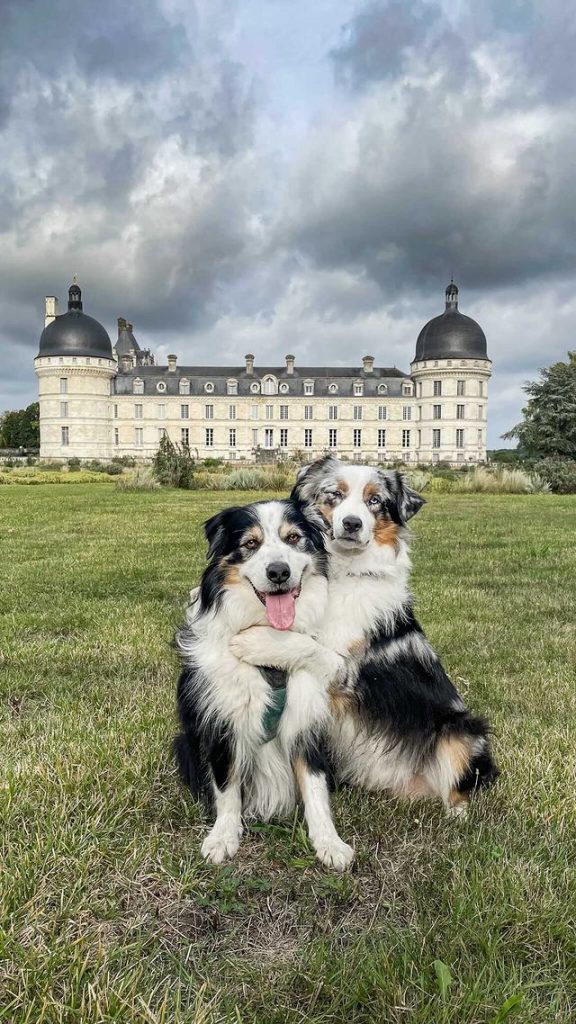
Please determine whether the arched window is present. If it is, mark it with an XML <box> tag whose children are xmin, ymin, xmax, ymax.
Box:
<box><xmin>250</xmin><ymin>381</ymin><xmax>260</xmax><ymax>393</ymax></box>
<box><xmin>377</xmin><ymin>383</ymin><xmax>387</xmax><ymax>395</ymax></box>
<box><xmin>279</xmin><ymin>382</ymin><xmax>289</xmax><ymax>394</ymax></box>
<box><xmin>328</xmin><ymin>382</ymin><xmax>338</xmax><ymax>394</ymax></box>
<box><xmin>133</xmin><ymin>378</ymin><xmax>144</xmax><ymax>395</ymax></box>
<box><xmin>227</xmin><ymin>378</ymin><xmax>238</xmax><ymax>395</ymax></box>
<box><xmin>179</xmin><ymin>378</ymin><xmax>190</xmax><ymax>395</ymax></box>
<box><xmin>204</xmin><ymin>381</ymin><xmax>214</xmax><ymax>393</ymax></box>
<box><xmin>262</xmin><ymin>375</ymin><xmax>277</xmax><ymax>396</ymax></box>
<box><xmin>156</xmin><ymin>381</ymin><xmax>167</xmax><ymax>393</ymax></box>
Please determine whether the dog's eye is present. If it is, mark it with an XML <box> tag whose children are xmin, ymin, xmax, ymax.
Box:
<box><xmin>285</xmin><ymin>532</ymin><xmax>301</xmax><ymax>546</ymax></box>
<box><xmin>244</xmin><ymin>537</ymin><xmax>260</xmax><ymax>550</ymax></box>
<box><xmin>367</xmin><ymin>495</ymin><xmax>381</xmax><ymax>508</ymax></box>
<box><xmin>326</xmin><ymin>490</ymin><xmax>342</xmax><ymax>504</ymax></box>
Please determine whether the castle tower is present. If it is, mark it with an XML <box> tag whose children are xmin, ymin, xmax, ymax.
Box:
<box><xmin>411</xmin><ymin>281</ymin><xmax>491</xmax><ymax>464</ymax></box>
<box><xmin>34</xmin><ymin>280</ymin><xmax>117</xmax><ymax>461</ymax></box>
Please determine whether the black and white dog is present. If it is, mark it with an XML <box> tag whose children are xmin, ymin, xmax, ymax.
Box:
<box><xmin>174</xmin><ymin>499</ymin><xmax>354</xmax><ymax>868</ymax></box>
<box><xmin>231</xmin><ymin>457</ymin><xmax>499</xmax><ymax>818</ymax></box>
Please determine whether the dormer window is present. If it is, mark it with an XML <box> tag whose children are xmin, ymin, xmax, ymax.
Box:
<box><xmin>402</xmin><ymin>383</ymin><xmax>413</xmax><ymax>396</ymax></box>
<box><xmin>262</xmin><ymin>375</ymin><xmax>277</xmax><ymax>396</ymax></box>
<box><xmin>279</xmin><ymin>382</ymin><xmax>289</xmax><ymax>394</ymax></box>
<box><xmin>179</xmin><ymin>378</ymin><xmax>190</xmax><ymax>395</ymax></box>
<box><xmin>227</xmin><ymin>378</ymin><xmax>238</xmax><ymax>395</ymax></box>
<box><xmin>250</xmin><ymin>381</ymin><xmax>260</xmax><ymax>393</ymax></box>
<box><xmin>156</xmin><ymin>380</ymin><xmax>167</xmax><ymax>393</ymax></box>
<box><xmin>354</xmin><ymin>381</ymin><xmax>363</xmax><ymax>397</ymax></box>
<box><xmin>328</xmin><ymin>383</ymin><xmax>338</xmax><ymax>394</ymax></box>
<box><xmin>377</xmin><ymin>383</ymin><xmax>387</xmax><ymax>395</ymax></box>
<box><xmin>133</xmin><ymin>378</ymin><xmax>144</xmax><ymax>395</ymax></box>
<box><xmin>204</xmin><ymin>382</ymin><xmax>214</xmax><ymax>393</ymax></box>
<box><xmin>303</xmin><ymin>380</ymin><xmax>314</xmax><ymax>396</ymax></box>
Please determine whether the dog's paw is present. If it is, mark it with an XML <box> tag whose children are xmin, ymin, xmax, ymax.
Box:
<box><xmin>201</xmin><ymin>828</ymin><xmax>241</xmax><ymax>864</ymax></box>
<box><xmin>313</xmin><ymin>835</ymin><xmax>355</xmax><ymax>871</ymax></box>
<box><xmin>446</xmin><ymin>801</ymin><xmax>469</xmax><ymax>820</ymax></box>
<box><xmin>229</xmin><ymin>629</ymin><xmax>264</xmax><ymax>664</ymax></box>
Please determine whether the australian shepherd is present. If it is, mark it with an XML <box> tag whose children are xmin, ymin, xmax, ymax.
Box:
<box><xmin>174</xmin><ymin>499</ymin><xmax>354</xmax><ymax>868</ymax></box>
<box><xmin>230</xmin><ymin>457</ymin><xmax>499</xmax><ymax>821</ymax></box>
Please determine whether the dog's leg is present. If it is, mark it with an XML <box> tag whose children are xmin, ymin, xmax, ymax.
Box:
<box><xmin>294</xmin><ymin>755</ymin><xmax>354</xmax><ymax>871</ymax></box>
<box><xmin>230</xmin><ymin>627</ymin><xmax>345</xmax><ymax>685</ymax></box>
<box><xmin>201</xmin><ymin>733</ymin><xmax>243</xmax><ymax>864</ymax></box>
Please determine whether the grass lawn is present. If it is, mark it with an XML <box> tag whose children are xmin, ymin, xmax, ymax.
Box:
<box><xmin>1</xmin><ymin>484</ymin><xmax>575</xmax><ymax>1023</ymax></box>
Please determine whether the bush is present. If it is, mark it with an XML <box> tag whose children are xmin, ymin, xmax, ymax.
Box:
<box><xmin>201</xmin><ymin>458</ymin><xmax>224</xmax><ymax>471</ymax></box>
<box><xmin>68</xmin><ymin>457</ymin><xmax>81</xmax><ymax>472</ymax></box>
<box><xmin>111</xmin><ymin>455</ymin><xmax>136</xmax><ymax>467</ymax></box>
<box><xmin>104</xmin><ymin>463</ymin><xmax>123</xmax><ymax>475</ymax></box>
<box><xmin>532</xmin><ymin>459</ymin><xmax>576</xmax><ymax>494</ymax></box>
<box><xmin>116</xmin><ymin>467</ymin><xmax>159</xmax><ymax>491</ymax></box>
<box><xmin>37</xmin><ymin>461</ymin><xmax>64</xmax><ymax>471</ymax></box>
<box><xmin>153</xmin><ymin>435</ymin><xmax>195</xmax><ymax>488</ymax></box>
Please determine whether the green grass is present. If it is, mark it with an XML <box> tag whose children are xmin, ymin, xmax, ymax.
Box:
<box><xmin>1</xmin><ymin>485</ymin><xmax>575</xmax><ymax>1023</ymax></box>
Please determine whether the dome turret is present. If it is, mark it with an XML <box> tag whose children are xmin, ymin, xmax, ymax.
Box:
<box><xmin>414</xmin><ymin>281</ymin><xmax>487</xmax><ymax>362</ymax></box>
<box><xmin>38</xmin><ymin>279</ymin><xmax>113</xmax><ymax>360</ymax></box>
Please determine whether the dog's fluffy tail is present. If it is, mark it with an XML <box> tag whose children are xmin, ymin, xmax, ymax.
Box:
<box><xmin>173</xmin><ymin>732</ymin><xmax>205</xmax><ymax>801</ymax></box>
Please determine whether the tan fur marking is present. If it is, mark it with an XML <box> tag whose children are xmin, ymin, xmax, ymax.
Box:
<box><xmin>328</xmin><ymin>684</ymin><xmax>356</xmax><ymax>718</ymax></box>
<box><xmin>279</xmin><ymin>522</ymin><xmax>301</xmax><ymax>541</ymax></box>
<box><xmin>317</xmin><ymin>503</ymin><xmax>334</xmax><ymax>523</ymax></box>
<box><xmin>448</xmin><ymin>789</ymin><xmax>471</xmax><ymax>810</ymax></box>
<box><xmin>293</xmin><ymin>757</ymin><xmax>308</xmax><ymax>793</ymax></box>
<box><xmin>362</xmin><ymin>482</ymin><xmax>381</xmax><ymax>501</ymax></box>
<box><xmin>242</xmin><ymin>525</ymin><xmax>263</xmax><ymax>545</ymax></box>
<box><xmin>437</xmin><ymin>735</ymin><xmax>472</xmax><ymax>782</ymax></box>
<box><xmin>373</xmin><ymin>517</ymin><xmax>400</xmax><ymax>547</ymax></box>
<box><xmin>347</xmin><ymin>637</ymin><xmax>367</xmax><ymax>656</ymax></box>
<box><xmin>336</xmin><ymin>478</ymin><xmax>350</xmax><ymax>495</ymax></box>
<box><xmin>222</xmin><ymin>563</ymin><xmax>241</xmax><ymax>586</ymax></box>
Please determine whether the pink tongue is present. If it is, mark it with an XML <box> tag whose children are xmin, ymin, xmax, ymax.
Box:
<box><xmin>264</xmin><ymin>591</ymin><xmax>296</xmax><ymax>630</ymax></box>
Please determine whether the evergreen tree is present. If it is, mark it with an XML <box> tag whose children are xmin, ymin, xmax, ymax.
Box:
<box><xmin>0</xmin><ymin>402</ymin><xmax>40</xmax><ymax>449</ymax></box>
<box><xmin>503</xmin><ymin>352</ymin><xmax>576</xmax><ymax>459</ymax></box>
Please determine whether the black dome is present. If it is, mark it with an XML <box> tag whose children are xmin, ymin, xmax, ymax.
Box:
<box><xmin>414</xmin><ymin>282</ymin><xmax>488</xmax><ymax>362</ymax></box>
<box><xmin>38</xmin><ymin>281</ymin><xmax>113</xmax><ymax>360</ymax></box>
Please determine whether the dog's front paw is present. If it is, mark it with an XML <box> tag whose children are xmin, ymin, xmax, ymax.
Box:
<box><xmin>201</xmin><ymin>827</ymin><xmax>241</xmax><ymax>864</ymax></box>
<box><xmin>313</xmin><ymin>835</ymin><xmax>355</xmax><ymax>871</ymax></box>
<box><xmin>229</xmin><ymin>628</ymin><xmax>265</xmax><ymax>665</ymax></box>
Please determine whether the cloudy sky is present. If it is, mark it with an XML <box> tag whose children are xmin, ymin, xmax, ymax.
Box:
<box><xmin>2</xmin><ymin>0</ymin><xmax>575</xmax><ymax>445</ymax></box>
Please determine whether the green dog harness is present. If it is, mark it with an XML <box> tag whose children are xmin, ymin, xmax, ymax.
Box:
<box><xmin>259</xmin><ymin>667</ymin><xmax>288</xmax><ymax>742</ymax></box>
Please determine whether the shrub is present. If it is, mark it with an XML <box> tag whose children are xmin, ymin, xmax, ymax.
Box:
<box><xmin>153</xmin><ymin>435</ymin><xmax>195</xmax><ymax>489</ymax></box>
<box><xmin>37</xmin><ymin>461</ymin><xmax>64</xmax><ymax>471</ymax></box>
<box><xmin>116</xmin><ymin>467</ymin><xmax>159</xmax><ymax>491</ymax></box>
<box><xmin>405</xmin><ymin>470</ymin><xmax>430</xmax><ymax>493</ymax></box>
<box><xmin>104</xmin><ymin>463</ymin><xmax>123</xmax><ymax>475</ymax></box>
<box><xmin>201</xmin><ymin>458</ymin><xmax>224</xmax><ymax>471</ymax></box>
<box><xmin>111</xmin><ymin>455</ymin><xmax>136</xmax><ymax>467</ymax></box>
<box><xmin>68</xmin><ymin>457</ymin><xmax>81</xmax><ymax>472</ymax></box>
<box><xmin>532</xmin><ymin>459</ymin><xmax>576</xmax><ymax>494</ymax></box>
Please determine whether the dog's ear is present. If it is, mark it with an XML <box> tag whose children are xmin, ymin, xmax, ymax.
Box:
<box><xmin>290</xmin><ymin>455</ymin><xmax>338</xmax><ymax>504</ymax></box>
<box><xmin>203</xmin><ymin>508</ymin><xmax>240</xmax><ymax>560</ymax></box>
<box><xmin>380</xmin><ymin>470</ymin><xmax>426</xmax><ymax>525</ymax></box>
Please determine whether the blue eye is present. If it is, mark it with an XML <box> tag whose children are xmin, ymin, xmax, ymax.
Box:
<box><xmin>368</xmin><ymin>495</ymin><xmax>381</xmax><ymax>507</ymax></box>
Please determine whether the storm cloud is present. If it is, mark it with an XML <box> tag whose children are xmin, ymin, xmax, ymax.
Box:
<box><xmin>1</xmin><ymin>0</ymin><xmax>575</xmax><ymax>444</ymax></box>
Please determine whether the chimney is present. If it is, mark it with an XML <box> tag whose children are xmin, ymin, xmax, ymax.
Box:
<box><xmin>285</xmin><ymin>354</ymin><xmax>295</xmax><ymax>375</ymax></box>
<box><xmin>362</xmin><ymin>355</ymin><xmax>375</xmax><ymax>374</ymax></box>
<box><xmin>45</xmin><ymin>296</ymin><xmax>59</xmax><ymax>327</ymax></box>
<box><xmin>117</xmin><ymin>317</ymin><xmax>127</xmax><ymax>335</ymax></box>
<box><xmin>168</xmin><ymin>354</ymin><xmax>177</xmax><ymax>373</ymax></box>
<box><xmin>245</xmin><ymin>353</ymin><xmax>254</xmax><ymax>376</ymax></box>
<box><xmin>120</xmin><ymin>354</ymin><xmax>132</xmax><ymax>373</ymax></box>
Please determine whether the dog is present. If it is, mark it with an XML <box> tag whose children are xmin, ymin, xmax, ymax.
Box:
<box><xmin>174</xmin><ymin>498</ymin><xmax>354</xmax><ymax>868</ymax></box>
<box><xmin>230</xmin><ymin>457</ymin><xmax>499</xmax><ymax>817</ymax></box>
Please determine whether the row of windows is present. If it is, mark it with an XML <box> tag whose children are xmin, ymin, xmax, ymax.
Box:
<box><xmin>110</xmin><ymin>402</ymin><xmax>484</xmax><ymax>422</ymax></box>
<box><xmin>129</xmin><ymin>377</ymin><xmax>413</xmax><ymax>398</ymax></box>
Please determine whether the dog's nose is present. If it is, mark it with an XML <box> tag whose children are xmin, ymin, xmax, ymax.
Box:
<box><xmin>266</xmin><ymin>561</ymin><xmax>291</xmax><ymax>584</ymax></box>
<box><xmin>342</xmin><ymin>515</ymin><xmax>363</xmax><ymax>534</ymax></box>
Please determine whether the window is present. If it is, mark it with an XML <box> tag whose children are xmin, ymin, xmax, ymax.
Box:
<box><xmin>478</xmin><ymin>429</ymin><xmax>483</xmax><ymax>446</ymax></box>
<box><xmin>478</xmin><ymin>405</ymin><xmax>483</xmax><ymax>419</ymax></box>
<box><xmin>205</xmin><ymin>428</ymin><xmax>214</xmax><ymax>447</ymax></box>
<box><xmin>457</xmin><ymin>380</ymin><xmax>465</xmax><ymax>396</ymax></box>
<box><xmin>204</xmin><ymin>382</ymin><xmax>214</xmax><ymax>393</ymax></box>
<box><xmin>227</xmin><ymin>379</ymin><xmax>238</xmax><ymax>395</ymax></box>
<box><xmin>60</xmin><ymin>377</ymin><xmax>68</xmax><ymax>395</ymax></box>
<box><xmin>418</xmin><ymin>430</ymin><xmax>421</xmax><ymax>448</ymax></box>
<box><xmin>181</xmin><ymin>427</ymin><xmax>190</xmax><ymax>446</ymax></box>
<box><xmin>113</xmin><ymin>404</ymin><xmax>118</xmax><ymax>418</ymax></box>
<box><xmin>304</xmin><ymin>428</ymin><xmax>313</xmax><ymax>448</ymax></box>
<box><xmin>180</xmin><ymin>404</ymin><xmax>189</xmax><ymax>419</ymax></box>
<box><xmin>432</xmin><ymin>429</ymin><xmax>441</xmax><ymax>449</ymax></box>
<box><xmin>251</xmin><ymin>405</ymin><xmax>259</xmax><ymax>420</ymax></box>
<box><xmin>328</xmin><ymin>383</ymin><xmax>338</xmax><ymax>394</ymax></box>
<box><xmin>60</xmin><ymin>402</ymin><xmax>68</xmax><ymax>417</ymax></box>
<box><xmin>378</xmin><ymin>406</ymin><xmax>387</xmax><ymax>420</ymax></box>
<box><xmin>134</xmin><ymin>404</ymin><xmax>143</xmax><ymax>419</ymax></box>
<box><xmin>417</xmin><ymin>406</ymin><xmax>422</xmax><ymax>420</ymax></box>
<box><xmin>179</xmin><ymin>378</ymin><xmax>190</xmax><ymax>395</ymax></box>
<box><xmin>402</xmin><ymin>429</ymin><xmax>411</xmax><ymax>449</ymax></box>
<box><xmin>479</xmin><ymin>381</ymin><xmax>484</xmax><ymax>397</ymax></box>
<box><xmin>280</xmin><ymin>405</ymin><xmax>288</xmax><ymax>420</ymax></box>
<box><xmin>456</xmin><ymin>429</ymin><xmax>464</xmax><ymax>449</ymax></box>
<box><xmin>353</xmin><ymin>429</ymin><xmax>362</xmax><ymax>448</ymax></box>
<box><xmin>262</xmin><ymin>376</ymin><xmax>277</xmax><ymax>396</ymax></box>
<box><xmin>205</xmin><ymin>404</ymin><xmax>214</xmax><ymax>420</ymax></box>
<box><xmin>264</xmin><ymin>428</ymin><xmax>274</xmax><ymax>448</ymax></box>
<box><xmin>229</xmin><ymin>404</ymin><xmax>236</xmax><ymax>420</ymax></box>
<box><xmin>229</xmin><ymin>428</ymin><xmax>236</xmax><ymax>448</ymax></box>
<box><xmin>303</xmin><ymin>380</ymin><xmax>314</xmax><ymax>396</ymax></box>
<box><xmin>158</xmin><ymin>427</ymin><xmax>167</xmax><ymax>440</ymax></box>
<box><xmin>156</xmin><ymin>381</ymin><xmax>166</xmax><ymax>393</ymax></box>
<box><xmin>279</xmin><ymin>382</ymin><xmax>289</xmax><ymax>394</ymax></box>
<box><xmin>433</xmin><ymin>405</ymin><xmax>442</xmax><ymax>419</ymax></box>
<box><xmin>61</xmin><ymin>426</ymin><xmax>69</xmax><ymax>446</ymax></box>
<box><xmin>417</xmin><ymin>382</ymin><xmax>423</xmax><ymax>398</ymax></box>
<box><xmin>377</xmin><ymin>383</ymin><xmax>387</xmax><ymax>395</ymax></box>
<box><xmin>133</xmin><ymin>378</ymin><xmax>144</xmax><ymax>395</ymax></box>
<box><xmin>403</xmin><ymin>384</ymin><xmax>413</xmax><ymax>396</ymax></box>
<box><xmin>353</xmin><ymin>406</ymin><xmax>363</xmax><ymax>420</ymax></box>
<box><xmin>279</xmin><ymin>428</ymin><xmax>288</xmax><ymax>447</ymax></box>
<box><xmin>378</xmin><ymin>429</ymin><xmax>386</xmax><ymax>448</ymax></box>
<box><xmin>114</xmin><ymin>428</ymin><xmax>119</xmax><ymax>446</ymax></box>
<box><xmin>354</xmin><ymin>381</ymin><xmax>363</xmax><ymax>397</ymax></box>
<box><xmin>304</xmin><ymin>405</ymin><xmax>313</xmax><ymax>420</ymax></box>
<box><xmin>266</xmin><ymin>404</ymin><xmax>274</xmax><ymax>420</ymax></box>
<box><xmin>135</xmin><ymin>428</ymin><xmax>143</xmax><ymax>446</ymax></box>
<box><xmin>433</xmin><ymin>380</ymin><xmax>442</xmax><ymax>397</ymax></box>
<box><xmin>329</xmin><ymin>405</ymin><xmax>338</xmax><ymax>420</ymax></box>
<box><xmin>402</xmin><ymin>407</ymin><xmax>411</xmax><ymax>420</ymax></box>
<box><xmin>158</xmin><ymin>404</ymin><xmax>166</xmax><ymax>419</ymax></box>
<box><xmin>252</xmin><ymin>428</ymin><xmax>259</xmax><ymax>447</ymax></box>
<box><xmin>456</xmin><ymin>404</ymin><xmax>465</xmax><ymax>419</ymax></box>
<box><xmin>329</xmin><ymin>428</ymin><xmax>337</xmax><ymax>448</ymax></box>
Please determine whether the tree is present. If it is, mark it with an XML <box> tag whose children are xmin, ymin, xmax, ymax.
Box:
<box><xmin>502</xmin><ymin>352</ymin><xmax>576</xmax><ymax>459</ymax></box>
<box><xmin>0</xmin><ymin>402</ymin><xmax>40</xmax><ymax>449</ymax></box>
